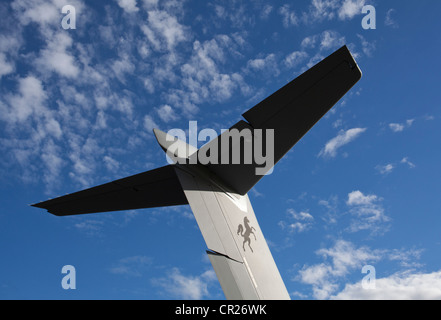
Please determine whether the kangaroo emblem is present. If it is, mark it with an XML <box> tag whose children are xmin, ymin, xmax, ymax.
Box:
<box><xmin>237</xmin><ymin>216</ymin><xmax>256</xmax><ymax>253</ymax></box>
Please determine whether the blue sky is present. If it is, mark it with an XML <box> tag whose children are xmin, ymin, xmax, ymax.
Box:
<box><xmin>1</xmin><ymin>0</ymin><xmax>441</xmax><ymax>300</ymax></box>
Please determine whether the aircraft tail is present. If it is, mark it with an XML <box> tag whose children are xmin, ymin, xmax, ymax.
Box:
<box><xmin>32</xmin><ymin>45</ymin><xmax>362</xmax><ymax>301</ymax></box>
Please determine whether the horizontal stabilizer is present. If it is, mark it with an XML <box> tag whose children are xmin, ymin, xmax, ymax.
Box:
<box><xmin>31</xmin><ymin>165</ymin><xmax>188</xmax><ymax>216</ymax></box>
<box><xmin>193</xmin><ymin>45</ymin><xmax>362</xmax><ymax>195</ymax></box>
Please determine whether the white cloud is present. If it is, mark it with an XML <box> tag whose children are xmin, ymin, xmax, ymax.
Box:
<box><xmin>279</xmin><ymin>4</ymin><xmax>299</xmax><ymax>27</ymax></box>
<box><xmin>11</xmin><ymin>0</ymin><xmax>60</xmax><ymax>27</ymax></box>
<box><xmin>35</xmin><ymin>32</ymin><xmax>80</xmax><ymax>78</ymax></box>
<box><xmin>346</xmin><ymin>190</ymin><xmax>390</xmax><ymax>234</ymax></box>
<box><xmin>0</xmin><ymin>33</ymin><xmax>22</xmax><ymax>79</ymax></box>
<box><xmin>401</xmin><ymin>157</ymin><xmax>416</xmax><ymax>169</ymax></box>
<box><xmin>297</xmin><ymin>239</ymin><xmax>427</xmax><ymax>299</ymax></box>
<box><xmin>260</xmin><ymin>4</ymin><xmax>273</xmax><ymax>19</ymax></box>
<box><xmin>298</xmin><ymin>240</ymin><xmax>381</xmax><ymax>299</ymax></box>
<box><xmin>67</xmin><ymin>136</ymin><xmax>105</xmax><ymax>187</ymax></box>
<box><xmin>111</xmin><ymin>54</ymin><xmax>135</xmax><ymax>82</ymax></box>
<box><xmin>247</xmin><ymin>53</ymin><xmax>279</xmax><ymax>75</ymax></box>
<box><xmin>169</xmin><ymin>35</ymin><xmax>247</xmax><ymax>113</ymax></box>
<box><xmin>11</xmin><ymin>0</ymin><xmax>87</xmax><ymax>36</ymax></box>
<box><xmin>109</xmin><ymin>256</ymin><xmax>152</xmax><ymax>277</ymax></box>
<box><xmin>45</xmin><ymin>118</ymin><xmax>63</xmax><ymax>139</ymax></box>
<box><xmin>389</xmin><ymin>123</ymin><xmax>404</xmax><ymax>132</ymax></box>
<box><xmin>288</xmin><ymin>209</ymin><xmax>314</xmax><ymax>221</ymax></box>
<box><xmin>213</xmin><ymin>4</ymin><xmax>226</xmax><ymax>19</ymax></box>
<box><xmin>332</xmin><ymin>270</ymin><xmax>441</xmax><ymax>300</ymax></box>
<box><xmin>0</xmin><ymin>32</ymin><xmax>21</xmax><ymax>53</ymax></box>
<box><xmin>153</xmin><ymin>268</ymin><xmax>217</xmax><ymax>300</ymax></box>
<box><xmin>302</xmin><ymin>0</ymin><xmax>340</xmax><ymax>23</ymax></box>
<box><xmin>117</xmin><ymin>0</ymin><xmax>139</xmax><ymax>13</ymax></box>
<box><xmin>73</xmin><ymin>219</ymin><xmax>105</xmax><ymax>237</ymax></box>
<box><xmin>385</xmin><ymin>8</ymin><xmax>399</xmax><ymax>28</ymax></box>
<box><xmin>301</xmin><ymin>35</ymin><xmax>317</xmax><ymax>49</ymax></box>
<box><xmin>319</xmin><ymin>128</ymin><xmax>367</xmax><ymax>158</ymax></box>
<box><xmin>0</xmin><ymin>53</ymin><xmax>14</xmax><ymax>78</ymax></box>
<box><xmin>387</xmin><ymin>248</ymin><xmax>424</xmax><ymax>268</ymax></box>
<box><xmin>300</xmin><ymin>30</ymin><xmax>345</xmax><ymax>54</ymax></box>
<box><xmin>279</xmin><ymin>209</ymin><xmax>314</xmax><ymax>233</ymax></box>
<box><xmin>3</xmin><ymin>75</ymin><xmax>48</xmax><ymax>124</ymax></box>
<box><xmin>338</xmin><ymin>0</ymin><xmax>366</xmax><ymax>20</ymax></box>
<box><xmin>284</xmin><ymin>51</ymin><xmax>308</xmax><ymax>68</ymax></box>
<box><xmin>209</xmin><ymin>73</ymin><xmax>238</xmax><ymax>101</ymax></box>
<box><xmin>41</xmin><ymin>139</ymin><xmax>64</xmax><ymax>190</ymax></box>
<box><xmin>320</xmin><ymin>30</ymin><xmax>346</xmax><ymax>50</ymax></box>
<box><xmin>141</xmin><ymin>25</ymin><xmax>161</xmax><ymax>51</ymax></box>
<box><xmin>318</xmin><ymin>195</ymin><xmax>339</xmax><ymax>224</ymax></box>
<box><xmin>376</xmin><ymin>163</ymin><xmax>395</xmax><ymax>175</ymax></box>
<box><xmin>103</xmin><ymin>155</ymin><xmax>120</xmax><ymax>172</ymax></box>
<box><xmin>347</xmin><ymin>190</ymin><xmax>377</xmax><ymax>206</ymax></box>
<box><xmin>287</xmin><ymin>221</ymin><xmax>312</xmax><ymax>233</ymax></box>
<box><xmin>143</xmin><ymin>78</ymin><xmax>155</xmax><ymax>94</ymax></box>
<box><xmin>247</xmin><ymin>58</ymin><xmax>266</xmax><ymax>70</ymax></box>
<box><xmin>376</xmin><ymin>157</ymin><xmax>416</xmax><ymax>176</ymax></box>
<box><xmin>144</xmin><ymin>9</ymin><xmax>189</xmax><ymax>51</ymax></box>
<box><xmin>357</xmin><ymin>34</ymin><xmax>376</xmax><ymax>57</ymax></box>
<box><xmin>144</xmin><ymin>115</ymin><xmax>158</xmax><ymax>132</ymax></box>
<box><xmin>389</xmin><ymin>119</ymin><xmax>414</xmax><ymax>132</ymax></box>
<box><xmin>298</xmin><ymin>0</ymin><xmax>371</xmax><ymax>25</ymax></box>
<box><xmin>141</xmin><ymin>0</ymin><xmax>158</xmax><ymax>9</ymax></box>
<box><xmin>156</xmin><ymin>104</ymin><xmax>178</xmax><ymax>123</ymax></box>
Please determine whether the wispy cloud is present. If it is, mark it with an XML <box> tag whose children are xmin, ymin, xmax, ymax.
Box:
<box><xmin>297</xmin><ymin>240</ymin><xmax>381</xmax><ymax>299</ymax></box>
<box><xmin>279</xmin><ymin>4</ymin><xmax>299</xmax><ymax>27</ymax></box>
<box><xmin>297</xmin><ymin>239</ymin><xmax>425</xmax><ymax>299</ymax></box>
<box><xmin>357</xmin><ymin>34</ymin><xmax>376</xmax><ymax>57</ymax></box>
<box><xmin>389</xmin><ymin>119</ymin><xmax>414</xmax><ymax>132</ymax></box>
<box><xmin>338</xmin><ymin>0</ymin><xmax>367</xmax><ymax>20</ymax></box>
<box><xmin>260</xmin><ymin>4</ymin><xmax>273</xmax><ymax>20</ymax></box>
<box><xmin>0</xmin><ymin>52</ymin><xmax>14</xmax><ymax>78</ymax></box>
<box><xmin>297</xmin><ymin>0</ymin><xmax>369</xmax><ymax>25</ymax></box>
<box><xmin>300</xmin><ymin>30</ymin><xmax>346</xmax><ymax>52</ymax></box>
<box><xmin>279</xmin><ymin>209</ymin><xmax>314</xmax><ymax>233</ymax></box>
<box><xmin>35</xmin><ymin>32</ymin><xmax>80</xmax><ymax>78</ymax></box>
<box><xmin>385</xmin><ymin>8</ymin><xmax>399</xmax><ymax>28</ymax></box>
<box><xmin>319</xmin><ymin>128</ymin><xmax>367</xmax><ymax>158</ymax></box>
<box><xmin>73</xmin><ymin>219</ymin><xmax>105</xmax><ymax>237</ymax></box>
<box><xmin>332</xmin><ymin>270</ymin><xmax>441</xmax><ymax>300</ymax></box>
<box><xmin>376</xmin><ymin>157</ymin><xmax>416</xmax><ymax>175</ymax></box>
<box><xmin>284</xmin><ymin>51</ymin><xmax>308</xmax><ymax>68</ymax></box>
<box><xmin>156</xmin><ymin>104</ymin><xmax>178</xmax><ymax>123</ymax></box>
<box><xmin>143</xmin><ymin>9</ymin><xmax>190</xmax><ymax>51</ymax></box>
<box><xmin>346</xmin><ymin>190</ymin><xmax>390</xmax><ymax>234</ymax></box>
<box><xmin>400</xmin><ymin>157</ymin><xmax>416</xmax><ymax>169</ymax></box>
<box><xmin>109</xmin><ymin>255</ymin><xmax>153</xmax><ymax>277</ymax></box>
<box><xmin>246</xmin><ymin>53</ymin><xmax>279</xmax><ymax>76</ymax></box>
<box><xmin>117</xmin><ymin>0</ymin><xmax>139</xmax><ymax>13</ymax></box>
<box><xmin>144</xmin><ymin>115</ymin><xmax>159</xmax><ymax>132</ymax></box>
<box><xmin>347</xmin><ymin>190</ymin><xmax>378</xmax><ymax>206</ymax></box>
<box><xmin>375</xmin><ymin>163</ymin><xmax>395</xmax><ymax>175</ymax></box>
<box><xmin>2</xmin><ymin>0</ymin><xmax>378</xmax><ymax>195</ymax></box>
<box><xmin>152</xmin><ymin>268</ymin><xmax>217</xmax><ymax>300</ymax></box>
